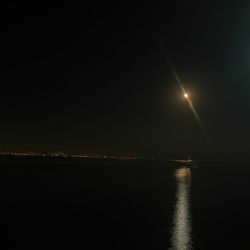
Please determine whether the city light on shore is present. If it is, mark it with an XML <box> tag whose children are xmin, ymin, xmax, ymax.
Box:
<box><xmin>0</xmin><ymin>150</ymin><xmax>142</xmax><ymax>161</ymax></box>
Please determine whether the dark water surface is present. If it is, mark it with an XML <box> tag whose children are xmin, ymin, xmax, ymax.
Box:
<box><xmin>0</xmin><ymin>159</ymin><xmax>249</xmax><ymax>249</ymax></box>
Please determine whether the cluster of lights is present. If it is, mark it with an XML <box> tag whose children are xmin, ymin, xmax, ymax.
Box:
<box><xmin>0</xmin><ymin>151</ymin><xmax>46</xmax><ymax>157</ymax></box>
<box><xmin>0</xmin><ymin>151</ymin><xmax>141</xmax><ymax>161</ymax></box>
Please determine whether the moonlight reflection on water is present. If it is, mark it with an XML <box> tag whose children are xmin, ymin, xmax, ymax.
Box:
<box><xmin>170</xmin><ymin>168</ymin><xmax>192</xmax><ymax>250</ymax></box>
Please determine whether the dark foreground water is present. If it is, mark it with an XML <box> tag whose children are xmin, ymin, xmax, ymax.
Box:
<box><xmin>0</xmin><ymin>159</ymin><xmax>250</xmax><ymax>249</ymax></box>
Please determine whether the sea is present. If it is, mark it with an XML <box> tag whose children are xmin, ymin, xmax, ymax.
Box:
<box><xmin>0</xmin><ymin>158</ymin><xmax>249</xmax><ymax>249</ymax></box>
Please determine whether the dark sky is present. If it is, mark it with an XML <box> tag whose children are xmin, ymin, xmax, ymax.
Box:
<box><xmin>1</xmin><ymin>2</ymin><xmax>250</xmax><ymax>160</ymax></box>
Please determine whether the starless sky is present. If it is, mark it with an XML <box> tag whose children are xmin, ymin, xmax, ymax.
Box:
<box><xmin>1</xmin><ymin>2</ymin><xmax>250</xmax><ymax>160</ymax></box>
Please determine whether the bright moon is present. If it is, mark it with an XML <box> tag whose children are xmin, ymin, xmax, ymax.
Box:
<box><xmin>184</xmin><ymin>93</ymin><xmax>189</xmax><ymax>98</ymax></box>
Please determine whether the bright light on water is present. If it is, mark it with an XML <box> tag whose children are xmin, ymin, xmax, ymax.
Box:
<box><xmin>170</xmin><ymin>168</ymin><xmax>192</xmax><ymax>250</ymax></box>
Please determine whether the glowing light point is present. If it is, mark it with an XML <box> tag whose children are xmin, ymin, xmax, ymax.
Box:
<box><xmin>184</xmin><ymin>93</ymin><xmax>189</xmax><ymax>99</ymax></box>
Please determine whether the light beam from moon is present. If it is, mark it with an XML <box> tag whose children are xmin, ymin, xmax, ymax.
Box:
<box><xmin>154</xmin><ymin>32</ymin><xmax>209</xmax><ymax>139</ymax></box>
<box><xmin>184</xmin><ymin>95</ymin><xmax>208</xmax><ymax>138</ymax></box>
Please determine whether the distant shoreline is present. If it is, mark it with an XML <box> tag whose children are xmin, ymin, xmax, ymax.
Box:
<box><xmin>0</xmin><ymin>154</ymin><xmax>249</xmax><ymax>167</ymax></box>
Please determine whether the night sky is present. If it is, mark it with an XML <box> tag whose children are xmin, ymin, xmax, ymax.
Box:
<box><xmin>1</xmin><ymin>2</ymin><xmax>250</xmax><ymax>161</ymax></box>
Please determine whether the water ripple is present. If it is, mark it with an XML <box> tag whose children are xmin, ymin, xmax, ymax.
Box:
<box><xmin>170</xmin><ymin>168</ymin><xmax>192</xmax><ymax>250</ymax></box>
